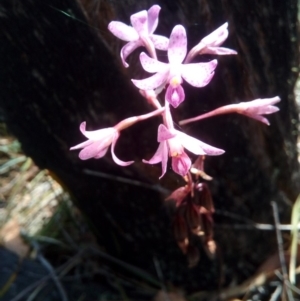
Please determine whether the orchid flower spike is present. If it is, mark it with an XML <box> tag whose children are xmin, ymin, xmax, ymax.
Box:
<box><xmin>185</xmin><ymin>23</ymin><xmax>237</xmax><ymax>63</ymax></box>
<box><xmin>132</xmin><ymin>25</ymin><xmax>217</xmax><ymax>108</ymax></box>
<box><xmin>179</xmin><ymin>96</ymin><xmax>281</xmax><ymax>126</ymax></box>
<box><xmin>108</xmin><ymin>5</ymin><xmax>169</xmax><ymax>67</ymax></box>
<box><xmin>70</xmin><ymin>122</ymin><xmax>134</xmax><ymax>166</ymax></box>
<box><xmin>143</xmin><ymin>124</ymin><xmax>224</xmax><ymax>178</ymax></box>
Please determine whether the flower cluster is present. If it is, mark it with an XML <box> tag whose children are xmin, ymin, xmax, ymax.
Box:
<box><xmin>71</xmin><ymin>4</ymin><xmax>280</xmax><ymax>180</ymax></box>
<box><xmin>70</xmin><ymin>4</ymin><xmax>281</xmax><ymax>261</ymax></box>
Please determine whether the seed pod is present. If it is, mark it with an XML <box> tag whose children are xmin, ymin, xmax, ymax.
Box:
<box><xmin>202</xmin><ymin>213</ymin><xmax>214</xmax><ymax>241</ymax></box>
<box><xmin>187</xmin><ymin>245</ymin><xmax>200</xmax><ymax>268</ymax></box>
<box><xmin>186</xmin><ymin>202</ymin><xmax>204</xmax><ymax>236</ymax></box>
<box><xmin>204</xmin><ymin>239</ymin><xmax>217</xmax><ymax>260</ymax></box>
<box><xmin>195</xmin><ymin>183</ymin><xmax>214</xmax><ymax>213</ymax></box>
<box><xmin>173</xmin><ymin>213</ymin><xmax>188</xmax><ymax>243</ymax></box>
<box><xmin>190</xmin><ymin>156</ymin><xmax>213</xmax><ymax>180</ymax></box>
<box><xmin>177</xmin><ymin>238</ymin><xmax>189</xmax><ymax>254</ymax></box>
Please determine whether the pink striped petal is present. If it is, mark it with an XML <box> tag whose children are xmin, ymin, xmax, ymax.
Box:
<box><xmin>79</xmin><ymin>122</ymin><xmax>116</xmax><ymax>140</ymax></box>
<box><xmin>165</xmin><ymin>84</ymin><xmax>185</xmax><ymax>108</ymax></box>
<box><xmin>108</xmin><ymin>21</ymin><xmax>138</xmax><ymax>42</ymax></box>
<box><xmin>201</xmin><ymin>23</ymin><xmax>228</xmax><ymax>47</ymax></box>
<box><xmin>181</xmin><ymin>60</ymin><xmax>217</xmax><ymax>87</ymax></box>
<box><xmin>244</xmin><ymin>114</ymin><xmax>270</xmax><ymax>125</ymax></box>
<box><xmin>143</xmin><ymin>141</ymin><xmax>169</xmax><ymax>178</ymax></box>
<box><xmin>147</xmin><ymin>5</ymin><xmax>160</xmax><ymax>33</ymax></box>
<box><xmin>203</xmin><ymin>46</ymin><xmax>237</xmax><ymax>55</ymax></box>
<box><xmin>157</xmin><ymin>124</ymin><xmax>176</xmax><ymax>142</ymax></box>
<box><xmin>111</xmin><ymin>134</ymin><xmax>134</xmax><ymax>166</ymax></box>
<box><xmin>131</xmin><ymin>71</ymin><xmax>168</xmax><ymax>90</ymax></box>
<box><xmin>171</xmin><ymin>152</ymin><xmax>191</xmax><ymax>176</ymax></box>
<box><xmin>94</xmin><ymin>147</ymin><xmax>109</xmax><ymax>159</ymax></box>
<box><xmin>151</xmin><ymin>34</ymin><xmax>169</xmax><ymax>50</ymax></box>
<box><xmin>176</xmin><ymin>131</ymin><xmax>225</xmax><ymax>156</ymax></box>
<box><xmin>168</xmin><ymin>25</ymin><xmax>187</xmax><ymax>64</ymax></box>
<box><xmin>139</xmin><ymin>52</ymin><xmax>168</xmax><ymax>73</ymax></box>
<box><xmin>130</xmin><ymin>10</ymin><xmax>148</xmax><ymax>36</ymax></box>
<box><xmin>70</xmin><ymin>139</ymin><xmax>93</xmax><ymax>150</ymax></box>
<box><xmin>78</xmin><ymin>142</ymin><xmax>109</xmax><ymax>160</ymax></box>
<box><xmin>121</xmin><ymin>40</ymin><xmax>142</xmax><ymax>68</ymax></box>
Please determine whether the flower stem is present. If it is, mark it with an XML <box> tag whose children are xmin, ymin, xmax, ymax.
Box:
<box><xmin>179</xmin><ymin>104</ymin><xmax>237</xmax><ymax>125</ymax></box>
<box><xmin>115</xmin><ymin>107</ymin><xmax>165</xmax><ymax>131</ymax></box>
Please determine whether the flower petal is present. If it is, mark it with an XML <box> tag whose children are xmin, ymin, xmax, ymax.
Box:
<box><xmin>111</xmin><ymin>134</ymin><xmax>134</xmax><ymax>166</ymax></box>
<box><xmin>79</xmin><ymin>122</ymin><xmax>116</xmax><ymax>140</ymax></box>
<box><xmin>131</xmin><ymin>71</ymin><xmax>168</xmax><ymax>90</ymax></box>
<box><xmin>181</xmin><ymin>60</ymin><xmax>217</xmax><ymax>87</ymax></box>
<box><xmin>168</xmin><ymin>25</ymin><xmax>187</xmax><ymax>64</ymax></box>
<box><xmin>108</xmin><ymin>21</ymin><xmax>138</xmax><ymax>42</ymax></box>
<box><xmin>202</xmin><ymin>46</ymin><xmax>237</xmax><ymax>55</ymax></box>
<box><xmin>165</xmin><ymin>84</ymin><xmax>185</xmax><ymax>108</ymax></box>
<box><xmin>143</xmin><ymin>141</ymin><xmax>168</xmax><ymax>178</ymax></box>
<box><xmin>139</xmin><ymin>52</ymin><xmax>168</xmax><ymax>73</ymax></box>
<box><xmin>79</xmin><ymin>142</ymin><xmax>109</xmax><ymax>160</ymax></box>
<box><xmin>94</xmin><ymin>147</ymin><xmax>109</xmax><ymax>159</ymax></box>
<box><xmin>176</xmin><ymin>131</ymin><xmax>225</xmax><ymax>156</ymax></box>
<box><xmin>201</xmin><ymin>23</ymin><xmax>228</xmax><ymax>47</ymax></box>
<box><xmin>121</xmin><ymin>40</ymin><xmax>142</xmax><ymax>68</ymax></box>
<box><xmin>157</xmin><ymin>124</ymin><xmax>176</xmax><ymax>142</ymax></box>
<box><xmin>147</xmin><ymin>5</ymin><xmax>160</xmax><ymax>33</ymax></box>
<box><xmin>130</xmin><ymin>10</ymin><xmax>148</xmax><ymax>36</ymax></box>
<box><xmin>171</xmin><ymin>152</ymin><xmax>191</xmax><ymax>176</ymax></box>
<box><xmin>242</xmin><ymin>113</ymin><xmax>270</xmax><ymax>125</ymax></box>
<box><xmin>151</xmin><ymin>34</ymin><xmax>169</xmax><ymax>50</ymax></box>
<box><xmin>70</xmin><ymin>139</ymin><xmax>93</xmax><ymax>150</ymax></box>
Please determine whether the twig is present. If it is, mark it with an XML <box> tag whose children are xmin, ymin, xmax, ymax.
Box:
<box><xmin>271</xmin><ymin>201</ymin><xmax>294</xmax><ymax>301</ymax></box>
<box><xmin>153</xmin><ymin>256</ymin><xmax>170</xmax><ymax>301</ymax></box>
<box><xmin>27</xmin><ymin>239</ymin><xmax>69</xmax><ymax>301</ymax></box>
<box><xmin>83</xmin><ymin>169</ymin><xmax>170</xmax><ymax>194</ymax></box>
<box><xmin>216</xmin><ymin>223</ymin><xmax>300</xmax><ymax>231</ymax></box>
<box><xmin>269</xmin><ymin>284</ymin><xmax>282</xmax><ymax>301</ymax></box>
<box><xmin>10</xmin><ymin>251</ymin><xmax>82</xmax><ymax>301</ymax></box>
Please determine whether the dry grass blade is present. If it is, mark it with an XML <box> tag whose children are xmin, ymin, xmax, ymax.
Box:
<box><xmin>289</xmin><ymin>194</ymin><xmax>300</xmax><ymax>285</ymax></box>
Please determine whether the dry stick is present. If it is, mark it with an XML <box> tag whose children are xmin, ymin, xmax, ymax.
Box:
<box><xmin>153</xmin><ymin>256</ymin><xmax>171</xmax><ymax>301</ymax></box>
<box><xmin>271</xmin><ymin>201</ymin><xmax>294</xmax><ymax>301</ymax></box>
<box><xmin>269</xmin><ymin>284</ymin><xmax>283</xmax><ymax>301</ymax></box>
<box><xmin>10</xmin><ymin>250</ymin><xmax>83</xmax><ymax>301</ymax></box>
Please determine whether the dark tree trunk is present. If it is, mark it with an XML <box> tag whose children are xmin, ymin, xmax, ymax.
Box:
<box><xmin>0</xmin><ymin>0</ymin><xmax>299</xmax><ymax>297</ymax></box>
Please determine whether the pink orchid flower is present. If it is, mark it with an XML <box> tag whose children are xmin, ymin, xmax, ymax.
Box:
<box><xmin>132</xmin><ymin>25</ymin><xmax>218</xmax><ymax>108</ymax></box>
<box><xmin>179</xmin><ymin>96</ymin><xmax>281</xmax><ymax>126</ymax></box>
<box><xmin>185</xmin><ymin>23</ymin><xmax>237</xmax><ymax>63</ymax></box>
<box><xmin>108</xmin><ymin>5</ymin><xmax>169</xmax><ymax>67</ymax></box>
<box><xmin>70</xmin><ymin>122</ymin><xmax>134</xmax><ymax>166</ymax></box>
<box><xmin>236</xmin><ymin>97</ymin><xmax>280</xmax><ymax>125</ymax></box>
<box><xmin>143</xmin><ymin>124</ymin><xmax>224</xmax><ymax>178</ymax></box>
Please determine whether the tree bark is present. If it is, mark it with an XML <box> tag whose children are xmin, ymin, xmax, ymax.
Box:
<box><xmin>0</xmin><ymin>0</ymin><xmax>299</xmax><ymax>296</ymax></box>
